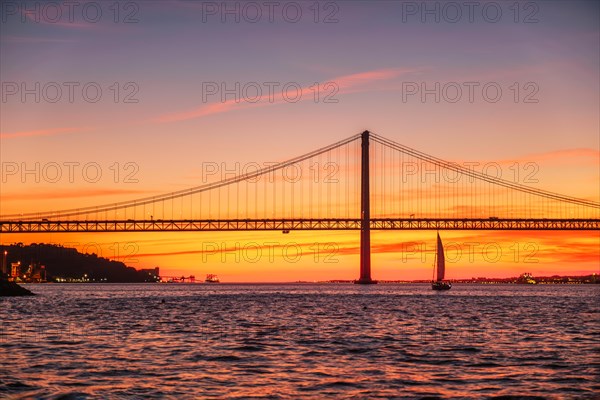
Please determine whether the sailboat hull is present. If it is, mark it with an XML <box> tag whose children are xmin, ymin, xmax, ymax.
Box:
<box><xmin>431</xmin><ymin>281</ymin><xmax>452</xmax><ymax>290</ymax></box>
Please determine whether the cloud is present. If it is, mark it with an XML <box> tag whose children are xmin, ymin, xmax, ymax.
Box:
<box><xmin>0</xmin><ymin>127</ymin><xmax>88</xmax><ymax>139</ymax></box>
<box><xmin>1</xmin><ymin>188</ymin><xmax>154</xmax><ymax>201</ymax></box>
<box><xmin>133</xmin><ymin>239</ymin><xmax>357</xmax><ymax>259</ymax></box>
<box><xmin>0</xmin><ymin>35</ymin><xmax>78</xmax><ymax>44</ymax></box>
<box><xmin>18</xmin><ymin>5</ymin><xmax>103</xmax><ymax>30</ymax></box>
<box><xmin>452</xmin><ymin>148</ymin><xmax>600</xmax><ymax>167</ymax></box>
<box><xmin>156</xmin><ymin>67</ymin><xmax>416</xmax><ymax>123</ymax></box>
<box><xmin>335</xmin><ymin>69</ymin><xmax>412</xmax><ymax>93</ymax></box>
<box><xmin>157</xmin><ymin>101</ymin><xmax>242</xmax><ymax>123</ymax></box>
<box><xmin>515</xmin><ymin>148</ymin><xmax>600</xmax><ymax>165</ymax></box>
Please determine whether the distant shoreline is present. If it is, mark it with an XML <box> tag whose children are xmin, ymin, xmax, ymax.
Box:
<box><xmin>3</xmin><ymin>244</ymin><xmax>598</xmax><ymax>285</ymax></box>
<box><xmin>19</xmin><ymin>277</ymin><xmax>599</xmax><ymax>285</ymax></box>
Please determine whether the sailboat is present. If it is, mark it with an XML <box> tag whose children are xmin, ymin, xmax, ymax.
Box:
<box><xmin>432</xmin><ymin>233</ymin><xmax>452</xmax><ymax>290</ymax></box>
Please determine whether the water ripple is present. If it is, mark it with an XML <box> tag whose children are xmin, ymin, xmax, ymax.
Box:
<box><xmin>1</xmin><ymin>283</ymin><xmax>598</xmax><ymax>398</ymax></box>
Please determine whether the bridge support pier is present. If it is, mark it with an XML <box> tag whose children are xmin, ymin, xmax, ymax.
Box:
<box><xmin>355</xmin><ymin>130</ymin><xmax>377</xmax><ymax>284</ymax></box>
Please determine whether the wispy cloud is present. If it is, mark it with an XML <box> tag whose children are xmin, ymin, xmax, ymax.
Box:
<box><xmin>335</xmin><ymin>69</ymin><xmax>412</xmax><ymax>93</ymax></box>
<box><xmin>515</xmin><ymin>148</ymin><xmax>600</xmax><ymax>164</ymax></box>
<box><xmin>1</xmin><ymin>188</ymin><xmax>154</xmax><ymax>201</ymax></box>
<box><xmin>19</xmin><ymin>6</ymin><xmax>100</xmax><ymax>30</ymax></box>
<box><xmin>448</xmin><ymin>147</ymin><xmax>599</xmax><ymax>167</ymax></box>
<box><xmin>0</xmin><ymin>35</ymin><xmax>78</xmax><ymax>44</ymax></box>
<box><xmin>133</xmin><ymin>239</ymin><xmax>357</xmax><ymax>259</ymax></box>
<box><xmin>156</xmin><ymin>68</ymin><xmax>416</xmax><ymax>123</ymax></box>
<box><xmin>0</xmin><ymin>127</ymin><xmax>88</xmax><ymax>139</ymax></box>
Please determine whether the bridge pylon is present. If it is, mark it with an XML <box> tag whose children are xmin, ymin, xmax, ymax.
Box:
<box><xmin>355</xmin><ymin>130</ymin><xmax>377</xmax><ymax>284</ymax></box>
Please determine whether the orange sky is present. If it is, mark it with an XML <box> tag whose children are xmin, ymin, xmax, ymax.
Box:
<box><xmin>2</xmin><ymin>230</ymin><xmax>598</xmax><ymax>281</ymax></box>
<box><xmin>1</xmin><ymin>1</ymin><xmax>599</xmax><ymax>281</ymax></box>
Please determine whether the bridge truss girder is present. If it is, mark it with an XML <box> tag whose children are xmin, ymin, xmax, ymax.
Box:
<box><xmin>1</xmin><ymin>218</ymin><xmax>598</xmax><ymax>233</ymax></box>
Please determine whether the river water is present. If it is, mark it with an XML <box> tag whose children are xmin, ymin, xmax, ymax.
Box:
<box><xmin>1</xmin><ymin>283</ymin><xmax>598</xmax><ymax>399</ymax></box>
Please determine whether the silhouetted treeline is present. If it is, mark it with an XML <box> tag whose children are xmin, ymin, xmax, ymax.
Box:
<box><xmin>1</xmin><ymin>243</ymin><xmax>158</xmax><ymax>283</ymax></box>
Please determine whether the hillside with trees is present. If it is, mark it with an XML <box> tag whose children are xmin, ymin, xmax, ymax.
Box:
<box><xmin>1</xmin><ymin>243</ymin><xmax>159</xmax><ymax>283</ymax></box>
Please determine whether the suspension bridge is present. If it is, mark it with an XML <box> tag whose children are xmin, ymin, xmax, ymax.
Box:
<box><xmin>1</xmin><ymin>131</ymin><xmax>599</xmax><ymax>283</ymax></box>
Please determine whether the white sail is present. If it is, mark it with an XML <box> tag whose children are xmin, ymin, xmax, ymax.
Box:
<box><xmin>436</xmin><ymin>233</ymin><xmax>445</xmax><ymax>281</ymax></box>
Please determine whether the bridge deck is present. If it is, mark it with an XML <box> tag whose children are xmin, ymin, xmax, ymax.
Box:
<box><xmin>1</xmin><ymin>218</ymin><xmax>599</xmax><ymax>232</ymax></box>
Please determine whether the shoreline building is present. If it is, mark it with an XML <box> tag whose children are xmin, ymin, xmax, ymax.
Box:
<box><xmin>140</xmin><ymin>267</ymin><xmax>160</xmax><ymax>282</ymax></box>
